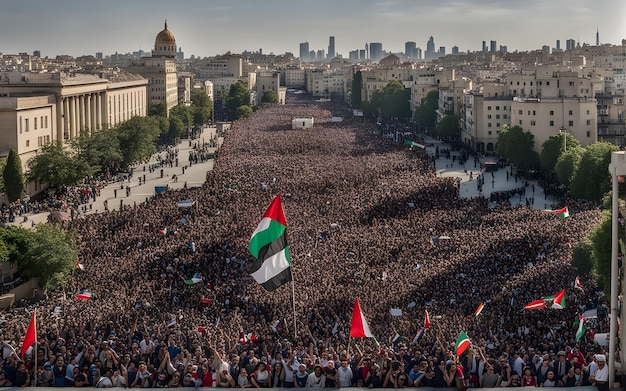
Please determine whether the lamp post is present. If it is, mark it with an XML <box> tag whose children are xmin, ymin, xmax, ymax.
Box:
<box><xmin>608</xmin><ymin>151</ymin><xmax>626</xmax><ymax>389</ymax></box>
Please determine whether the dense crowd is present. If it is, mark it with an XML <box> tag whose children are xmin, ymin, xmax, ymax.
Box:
<box><xmin>0</xmin><ymin>94</ymin><xmax>617</xmax><ymax>388</ymax></box>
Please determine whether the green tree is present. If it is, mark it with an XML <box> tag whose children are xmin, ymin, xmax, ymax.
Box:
<box><xmin>261</xmin><ymin>90</ymin><xmax>279</xmax><ymax>104</ymax></box>
<box><xmin>554</xmin><ymin>146</ymin><xmax>584</xmax><ymax>187</ymax></box>
<box><xmin>589</xmin><ymin>210</ymin><xmax>612</xmax><ymax>291</ymax></box>
<box><xmin>18</xmin><ymin>224</ymin><xmax>78</xmax><ymax>290</ymax></box>
<box><xmin>570</xmin><ymin>142</ymin><xmax>619</xmax><ymax>201</ymax></box>
<box><xmin>370</xmin><ymin>80</ymin><xmax>411</xmax><ymax>120</ymax></box>
<box><xmin>167</xmin><ymin>116</ymin><xmax>186</xmax><ymax>141</ymax></box>
<box><xmin>3</xmin><ymin>149</ymin><xmax>24</xmax><ymax>202</ymax></box>
<box><xmin>117</xmin><ymin>116</ymin><xmax>161</xmax><ymax>167</ymax></box>
<box><xmin>436</xmin><ymin>114</ymin><xmax>460</xmax><ymax>142</ymax></box>
<box><xmin>190</xmin><ymin>89</ymin><xmax>213</xmax><ymax>127</ymax></box>
<box><xmin>27</xmin><ymin>141</ymin><xmax>92</xmax><ymax>186</ymax></box>
<box><xmin>169</xmin><ymin>104</ymin><xmax>192</xmax><ymax>129</ymax></box>
<box><xmin>148</xmin><ymin>102</ymin><xmax>167</xmax><ymax>117</ymax></box>
<box><xmin>414</xmin><ymin>90</ymin><xmax>438</xmax><ymax>132</ymax></box>
<box><xmin>496</xmin><ymin>125</ymin><xmax>540</xmax><ymax>170</ymax></box>
<box><xmin>0</xmin><ymin>158</ymin><xmax>7</xmax><ymax>193</ymax></box>
<box><xmin>351</xmin><ymin>71</ymin><xmax>363</xmax><ymax>109</ymax></box>
<box><xmin>227</xmin><ymin>81</ymin><xmax>250</xmax><ymax>119</ymax></box>
<box><xmin>72</xmin><ymin>126</ymin><xmax>123</xmax><ymax>173</ymax></box>
<box><xmin>540</xmin><ymin>133</ymin><xmax>581</xmax><ymax>171</ymax></box>
<box><xmin>571</xmin><ymin>237</ymin><xmax>595</xmax><ymax>275</ymax></box>
<box><xmin>235</xmin><ymin>105</ymin><xmax>253</xmax><ymax>120</ymax></box>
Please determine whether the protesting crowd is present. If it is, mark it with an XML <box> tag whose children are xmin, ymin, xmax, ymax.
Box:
<box><xmin>0</xmin><ymin>93</ymin><xmax>618</xmax><ymax>388</ymax></box>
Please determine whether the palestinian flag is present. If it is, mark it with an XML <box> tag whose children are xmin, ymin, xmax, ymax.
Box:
<box><xmin>455</xmin><ymin>331</ymin><xmax>471</xmax><ymax>356</ymax></box>
<box><xmin>574</xmin><ymin>276</ymin><xmax>584</xmax><ymax>292</ymax></box>
<box><xmin>524</xmin><ymin>299</ymin><xmax>547</xmax><ymax>310</ymax></box>
<box><xmin>555</xmin><ymin>206</ymin><xmax>569</xmax><ymax>219</ymax></box>
<box><xmin>76</xmin><ymin>263</ymin><xmax>85</xmax><ymax>271</ymax></box>
<box><xmin>413</xmin><ymin>328</ymin><xmax>425</xmax><ymax>344</ymax></box>
<box><xmin>550</xmin><ymin>289</ymin><xmax>566</xmax><ymax>309</ymax></box>
<box><xmin>20</xmin><ymin>311</ymin><xmax>37</xmax><ymax>360</ymax></box>
<box><xmin>576</xmin><ymin>314</ymin><xmax>587</xmax><ymax>342</ymax></box>
<box><xmin>473</xmin><ymin>303</ymin><xmax>485</xmax><ymax>316</ymax></box>
<box><xmin>248</xmin><ymin>195</ymin><xmax>292</xmax><ymax>291</ymax></box>
<box><xmin>350</xmin><ymin>297</ymin><xmax>374</xmax><ymax>338</ymax></box>
<box><xmin>185</xmin><ymin>273</ymin><xmax>203</xmax><ymax>285</ymax></box>
<box><xmin>159</xmin><ymin>228</ymin><xmax>168</xmax><ymax>236</ymax></box>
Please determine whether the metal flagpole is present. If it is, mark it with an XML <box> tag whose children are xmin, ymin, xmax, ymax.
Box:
<box><xmin>291</xmin><ymin>269</ymin><xmax>297</xmax><ymax>341</ymax></box>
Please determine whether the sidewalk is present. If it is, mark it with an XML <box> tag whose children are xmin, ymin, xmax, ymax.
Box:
<box><xmin>418</xmin><ymin>135</ymin><xmax>560</xmax><ymax>210</ymax></box>
<box><xmin>12</xmin><ymin>125</ymin><xmax>222</xmax><ymax>227</ymax></box>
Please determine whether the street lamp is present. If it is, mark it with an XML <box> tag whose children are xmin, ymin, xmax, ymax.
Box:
<box><xmin>608</xmin><ymin>151</ymin><xmax>626</xmax><ymax>389</ymax></box>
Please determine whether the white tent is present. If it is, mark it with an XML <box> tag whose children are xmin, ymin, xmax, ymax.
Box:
<box><xmin>292</xmin><ymin>117</ymin><xmax>314</xmax><ymax>129</ymax></box>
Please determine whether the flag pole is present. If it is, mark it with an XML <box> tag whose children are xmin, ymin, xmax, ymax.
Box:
<box><xmin>291</xmin><ymin>270</ymin><xmax>297</xmax><ymax>341</ymax></box>
<box><xmin>33</xmin><ymin>308</ymin><xmax>38</xmax><ymax>386</ymax></box>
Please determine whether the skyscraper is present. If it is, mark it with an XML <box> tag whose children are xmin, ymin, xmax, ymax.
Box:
<box><xmin>566</xmin><ymin>39</ymin><xmax>576</xmax><ymax>50</ymax></box>
<box><xmin>482</xmin><ymin>41</ymin><xmax>487</xmax><ymax>53</ymax></box>
<box><xmin>328</xmin><ymin>36</ymin><xmax>335</xmax><ymax>59</ymax></box>
<box><xmin>299</xmin><ymin>42</ymin><xmax>310</xmax><ymax>62</ymax></box>
<box><xmin>596</xmin><ymin>29</ymin><xmax>599</xmax><ymax>46</ymax></box>
<box><xmin>369</xmin><ymin>43</ymin><xmax>383</xmax><ymax>62</ymax></box>
<box><xmin>490</xmin><ymin>40</ymin><xmax>496</xmax><ymax>52</ymax></box>
<box><xmin>405</xmin><ymin>41</ymin><xmax>416</xmax><ymax>59</ymax></box>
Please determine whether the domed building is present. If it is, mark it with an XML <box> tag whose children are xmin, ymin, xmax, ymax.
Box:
<box><xmin>152</xmin><ymin>21</ymin><xmax>177</xmax><ymax>58</ymax></box>
<box><xmin>127</xmin><ymin>21</ymin><xmax>179</xmax><ymax>114</ymax></box>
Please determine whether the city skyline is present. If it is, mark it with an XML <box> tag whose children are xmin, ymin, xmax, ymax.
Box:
<box><xmin>1</xmin><ymin>0</ymin><xmax>625</xmax><ymax>59</ymax></box>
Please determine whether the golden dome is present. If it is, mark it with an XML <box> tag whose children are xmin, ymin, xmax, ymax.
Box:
<box><xmin>155</xmin><ymin>21</ymin><xmax>176</xmax><ymax>44</ymax></box>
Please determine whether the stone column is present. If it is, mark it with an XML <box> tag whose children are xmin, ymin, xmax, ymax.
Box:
<box><xmin>63</xmin><ymin>97</ymin><xmax>70</xmax><ymax>140</ymax></box>
<box><xmin>86</xmin><ymin>94</ymin><xmax>92</xmax><ymax>133</ymax></box>
<box><xmin>71</xmin><ymin>96</ymin><xmax>78</xmax><ymax>140</ymax></box>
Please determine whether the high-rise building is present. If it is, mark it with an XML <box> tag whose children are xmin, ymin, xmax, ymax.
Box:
<box><xmin>542</xmin><ymin>45</ymin><xmax>550</xmax><ymax>54</ymax></box>
<box><xmin>490</xmin><ymin>40</ymin><xmax>496</xmax><ymax>52</ymax></box>
<box><xmin>33</xmin><ymin>50</ymin><xmax>41</xmax><ymax>58</ymax></box>
<box><xmin>566</xmin><ymin>39</ymin><xmax>576</xmax><ymax>50</ymax></box>
<box><xmin>415</xmin><ymin>48</ymin><xmax>422</xmax><ymax>60</ymax></box>
<box><xmin>369</xmin><ymin>43</ymin><xmax>383</xmax><ymax>62</ymax></box>
<box><xmin>405</xmin><ymin>41</ymin><xmax>417</xmax><ymax>59</ymax></box>
<box><xmin>596</xmin><ymin>29</ymin><xmax>599</xmax><ymax>46</ymax></box>
<box><xmin>349</xmin><ymin>50</ymin><xmax>359</xmax><ymax>60</ymax></box>
<box><xmin>556</xmin><ymin>40</ymin><xmax>561</xmax><ymax>50</ymax></box>
<box><xmin>359</xmin><ymin>49</ymin><xmax>366</xmax><ymax>60</ymax></box>
<box><xmin>317</xmin><ymin>50</ymin><xmax>325</xmax><ymax>61</ymax></box>
<box><xmin>439</xmin><ymin>47</ymin><xmax>445</xmax><ymax>56</ymax></box>
<box><xmin>328</xmin><ymin>36</ymin><xmax>335</xmax><ymax>59</ymax></box>
<box><xmin>95</xmin><ymin>52</ymin><xmax>103</xmax><ymax>59</ymax></box>
<box><xmin>452</xmin><ymin>46</ymin><xmax>459</xmax><ymax>55</ymax></box>
<box><xmin>482</xmin><ymin>41</ymin><xmax>487</xmax><ymax>53</ymax></box>
<box><xmin>299</xmin><ymin>42</ymin><xmax>309</xmax><ymax>62</ymax></box>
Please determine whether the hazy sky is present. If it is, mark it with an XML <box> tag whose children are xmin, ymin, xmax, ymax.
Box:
<box><xmin>1</xmin><ymin>0</ymin><xmax>625</xmax><ymax>58</ymax></box>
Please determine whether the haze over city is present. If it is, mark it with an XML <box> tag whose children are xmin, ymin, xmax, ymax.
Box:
<box><xmin>2</xmin><ymin>0</ymin><xmax>625</xmax><ymax>58</ymax></box>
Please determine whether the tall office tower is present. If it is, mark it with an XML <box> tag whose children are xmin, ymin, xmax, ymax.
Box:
<box><xmin>359</xmin><ymin>49</ymin><xmax>366</xmax><ymax>59</ymax></box>
<box><xmin>405</xmin><ymin>41</ymin><xmax>417</xmax><ymax>58</ymax></box>
<box><xmin>349</xmin><ymin>50</ymin><xmax>358</xmax><ymax>60</ymax></box>
<box><xmin>556</xmin><ymin>40</ymin><xmax>561</xmax><ymax>50</ymax></box>
<box><xmin>328</xmin><ymin>36</ymin><xmax>335</xmax><ymax>59</ymax></box>
<box><xmin>482</xmin><ymin>41</ymin><xmax>487</xmax><ymax>53</ymax></box>
<box><xmin>500</xmin><ymin>45</ymin><xmax>507</xmax><ymax>53</ymax></box>
<box><xmin>317</xmin><ymin>50</ymin><xmax>325</xmax><ymax>61</ymax></box>
<box><xmin>95</xmin><ymin>52</ymin><xmax>103</xmax><ymax>59</ymax></box>
<box><xmin>452</xmin><ymin>46</ymin><xmax>459</xmax><ymax>55</ymax></box>
<box><xmin>439</xmin><ymin>46</ymin><xmax>445</xmax><ymax>56</ymax></box>
<box><xmin>596</xmin><ymin>29</ymin><xmax>599</xmax><ymax>46</ymax></box>
<box><xmin>299</xmin><ymin>42</ymin><xmax>310</xmax><ymax>62</ymax></box>
<box><xmin>542</xmin><ymin>45</ymin><xmax>550</xmax><ymax>54</ymax></box>
<box><xmin>33</xmin><ymin>50</ymin><xmax>41</xmax><ymax>57</ymax></box>
<box><xmin>426</xmin><ymin>36</ymin><xmax>435</xmax><ymax>54</ymax></box>
<box><xmin>416</xmin><ymin>48</ymin><xmax>422</xmax><ymax>60</ymax></box>
<box><xmin>566</xmin><ymin>39</ymin><xmax>576</xmax><ymax>50</ymax></box>
<box><xmin>490</xmin><ymin>40</ymin><xmax>496</xmax><ymax>52</ymax></box>
<box><xmin>369</xmin><ymin>42</ymin><xmax>383</xmax><ymax>62</ymax></box>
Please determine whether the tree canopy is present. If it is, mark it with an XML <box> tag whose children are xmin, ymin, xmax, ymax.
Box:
<box><xmin>540</xmin><ymin>132</ymin><xmax>581</xmax><ymax>171</ymax></box>
<box><xmin>227</xmin><ymin>81</ymin><xmax>251</xmax><ymax>120</ymax></box>
<box><xmin>117</xmin><ymin>116</ymin><xmax>161</xmax><ymax>167</ymax></box>
<box><xmin>3</xmin><ymin>149</ymin><xmax>24</xmax><ymax>202</ymax></box>
<box><xmin>261</xmin><ymin>90</ymin><xmax>279</xmax><ymax>104</ymax></box>
<box><xmin>370</xmin><ymin>80</ymin><xmax>411</xmax><ymax>120</ymax></box>
<box><xmin>27</xmin><ymin>141</ymin><xmax>94</xmax><ymax>186</ymax></box>
<box><xmin>436</xmin><ymin>114</ymin><xmax>461</xmax><ymax>142</ymax></box>
<box><xmin>351</xmin><ymin>71</ymin><xmax>362</xmax><ymax>109</ymax></box>
<box><xmin>554</xmin><ymin>146</ymin><xmax>585</xmax><ymax>187</ymax></box>
<box><xmin>414</xmin><ymin>90</ymin><xmax>438</xmax><ymax>132</ymax></box>
<box><xmin>570</xmin><ymin>142</ymin><xmax>619</xmax><ymax>201</ymax></box>
<box><xmin>190</xmin><ymin>89</ymin><xmax>213</xmax><ymax>127</ymax></box>
<box><xmin>495</xmin><ymin>125</ymin><xmax>540</xmax><ymax>170</ymax></box>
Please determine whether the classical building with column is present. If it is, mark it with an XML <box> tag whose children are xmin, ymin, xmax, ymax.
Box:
<box><xmin>127</xmin><ymin>21</ymin><xmax>179</xmax><ymax>114</ymax></box>
<box><xmin>0</xmin><ymin>71</ymin><xmax>148</xmax><ymax>193</ymax></box>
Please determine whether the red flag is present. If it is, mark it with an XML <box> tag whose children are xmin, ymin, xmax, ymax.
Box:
<box><xmin>524</xmin><ymin>299</ymin><xmax>547</xmax><ymax>310</ymax></box>
<box><xmin>350</xmin><ymin>298</ymin><xmax>374</xmax><ymax>338</ymax></box>
<box><xmin>197</xmin><ymin>327</ymin><xmax>205</xmax><ymax>333</ymax></box>
<box><xmin>20</xmin><ymin>311</ymin><xmax>36</xmax><ymax>360</ymax></box>
<box><xmin>201</xmin><ymin>298</ymin><xmax>212</xmax><ymax>304</ymax></box>
<box><xmin>473</xmin><ymin>303</ymin><xmax>485</xmax><ymax>316</ymax></box>
<box><xmin>424</xmin><ymin>309</ymin><xmax>431</xmax><ymax>329</ymax></box>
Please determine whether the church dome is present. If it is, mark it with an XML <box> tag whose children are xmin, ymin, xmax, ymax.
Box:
<box><xmin>155</xmin><ymin>21</ymin><xmax>176</xmax><ymax>45</ymax></box>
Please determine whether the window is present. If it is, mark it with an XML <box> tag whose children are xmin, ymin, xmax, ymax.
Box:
<box><xmin>503</xmin><ymin>114</ymin><xmax>508</xmax><ymax>119</ymax></box>
<box><xmin>488</xmin><ymin>131</ymin><xmax>492</xmax><ymax>135</ymax></box>
<box><xmin>532</xmin><ymin>111</ymin><xmax>536</xmax><ymax>115</ymax></box>
<box><xmin>569</xmin><ymin>120</ymin><xmax>574</xmax><ymax>127</ymax></box>
<box><xmin>587</xmin><ymin>131</ymin><xmax>591</xmax><ymax>137</ymax></box>
<box><xmin>519</xmin><ymin>120</ymin><xmax>523</xmax><ymax>125</ymax></box>
<box><xmin>25</xmin><ymin>118</ymin><xmax>29</xmax><ymax>132</ymax></box>
<box><xmin>586</xmin><ymin>110</ymin><xmax>590</xmax><ymax>115</ymax></box>
<box><xmin>546</xmin><ymin>81</ymin><xmax>550</xmax><ymax>86</ymax></box>
<box><xmin>496</xmin><ymin>106</ymin><xmax>500</xmax><ymax>110</ymax></box>
<box><xmin>488</xmin><ymin>106</ymin><xmax>492</xmax><ymax>110</ymax></box>
<box><xmin>586</xmin><ymin>120</ymin><xmax>591</xmax><ymax>125</ymax></box>
<box><xmin>550</xmin><ymin>110</ymin><xmax>554</xmax><ymax>115</ymax></box>
<box><xmin>19</xmin><ymin>116</ymin><xmax>22</xmax><ymax>134</ymax></box>
<box><xmin>487</xmin><ymin>115</ymin><xmax>492</xmax><ymax>119</ymax></box>
<box><xmin>569</xmin><ymin>110</ymin><xmax>573</xmax><ymax>115</ymax></box>
<box><xmin>26</xmin><ymin>140</ymin><xmax>29</xmax><ymax>147</ymax></box>
<box><xmin>518</xmin><ymin>110</ymin><xmax>523</xmax><ymax>115</ymax></box>
<box><xmin>34</xmin><ymin>117</ymin><xmax>37</xmax><ymax>130</ymax></box>
<box><xmin>488</xmin><ymin>123</ymin><xmax>492</xmax><ymax>127</ymax></box>
<box><xmin>496</xmin><ymin>115</ymin><xmax>500</xmax><ymax>119</ymax></box>
<box><xmin>38</xmin><ymin>136</ymin><xmax>43</xmax><ymax>147</ymax></box>
<box><xmin>531</xmin><ymin>120</ymin><xmax>536</xmax><ymax>126</ymax></box>
<box><xmin>550</xmin><ymin>120</ymin><xmax>554</xmax><ymax>126</ymax></box>
<box><xmin>497</xmin><ymin>123</ymin><xmax>501</xmax><ymax>127</ymax></box>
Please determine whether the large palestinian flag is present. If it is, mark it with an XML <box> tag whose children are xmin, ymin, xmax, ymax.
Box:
<box><xmin>248</xmin><ymin>195</ymin><xmax>292</xmax><ymax>291</ymax></box>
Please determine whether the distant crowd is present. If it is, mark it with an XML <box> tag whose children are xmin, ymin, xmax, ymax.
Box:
<box><xmin>0</xmin><ymin>94</ymin><xmax>617</xmax><ymax>388</ymax></box>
